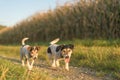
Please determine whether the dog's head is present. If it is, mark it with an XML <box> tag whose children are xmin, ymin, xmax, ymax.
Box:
<box><xmin>56</xmin><ymin>44</ymin><xmax>74</xmax><ymax>63</ymax></box>
<box><xmin>28</xmin><ymin>46</ymin><xmax>40</xmax><ymax>59</ymax></box>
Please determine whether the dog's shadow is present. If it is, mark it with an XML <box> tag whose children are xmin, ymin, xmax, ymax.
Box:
<box><xmin>34</xmin><ymin>60</ymin><xmax>59</xmax><ymax>71</ymax></box>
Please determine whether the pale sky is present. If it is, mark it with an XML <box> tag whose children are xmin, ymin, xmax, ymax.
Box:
<box><xmin>0</xmin><ymin>0</ymin><xmax>71</xmax><ymax>27</ymax></box>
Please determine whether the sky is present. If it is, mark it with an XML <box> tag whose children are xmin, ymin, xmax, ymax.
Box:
<box><xmin>0</xmin><ymin>0</ymin><xmax>71</xmax><ymax>27</ymax></box>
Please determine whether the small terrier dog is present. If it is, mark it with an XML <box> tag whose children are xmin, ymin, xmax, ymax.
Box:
<box><xmin>20</xmin><ymin>38</ymin><xmax>40</xmax><ymax>70</ymax></box>
<box><xmin>47</xmin><ymin>38</ymin><xmax>74</xmax><ymax>71</ymax></box>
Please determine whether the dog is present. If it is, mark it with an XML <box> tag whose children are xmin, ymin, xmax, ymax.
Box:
<box><xmin>20</xmin><ymin>38</ymin><xmax>40</xmax><ymax>70</ymax></box>
<box><xmin>47</xmin><ymin>38</ymin><xmax>74</xmax><ymax>71</ymax></box>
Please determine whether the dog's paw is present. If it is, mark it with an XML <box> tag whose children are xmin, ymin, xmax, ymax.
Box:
<box><xmin>28</xmin><ymin>68</ymin><xmax>32</xmax><ymax>70</ymax></box>
<box><xmin>65</xmin><ymin>67</ymin><xmax>69</xmax><ymax>71</ymax></box>
<box><xmin>51</xmin><ymin>64</ymin><xmax>56</xmax><ymax>67</ymax></box>
<box><xmin>28</xmin><ymin>66</ymin><xmax>33</xmax><ymax>70</ymax></box>
<box><xmin>66</xmin><ymin>69</ymin><xmax>69</xmax><ymax>71</ymax></box>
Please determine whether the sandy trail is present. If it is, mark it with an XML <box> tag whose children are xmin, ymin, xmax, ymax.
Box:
<box><xmin>0</xmin><ymin>56</ymin><xmax>113</xmax><ymax>80</ymax></box>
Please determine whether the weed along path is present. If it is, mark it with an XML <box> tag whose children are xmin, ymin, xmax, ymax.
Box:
<box><xmin>0</xmin><ymin>56</ymin><xmax>112</xmax><ymax>80</ymax></box>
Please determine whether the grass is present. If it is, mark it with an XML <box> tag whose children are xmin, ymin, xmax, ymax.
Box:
<box><xmin>0</xmin><ymin>58</ymin><xmax>56</xmax><ymax>80</ymax></box>
<box><xmin>0</xmin><ymin>0</ymin><xmax>120</xmax><ymax>44</ymax></box>
<box><xmin>0</xmin><ymin>39</ymin><xmax>120</xmax><ymax>79</ymax></box>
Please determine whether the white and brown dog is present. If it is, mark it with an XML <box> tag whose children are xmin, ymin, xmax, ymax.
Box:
<box><xmin>47</xmin><ymin>38</ymin><xmax>74</xmax><ymax>71</ymax></box>
<box><xmin>20</xmin><ymin>38</ymin><xmax>40</xmax><ymax>70</ymax></box>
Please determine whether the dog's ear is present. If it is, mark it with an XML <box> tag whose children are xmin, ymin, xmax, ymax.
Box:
<box><xmin>36</xmin><ymin>46</ymin><xmax>40</xmax><ymax>51</ymax></box>
<box><xmin>68</xmin><ymin>44</ymin><xmax>74</xmax><ymax>49</ymax></box>
<box><xmin>56</xmin><ymin>45</ymin><xmax>64</xmax><ymax>52</ymax></box>
<box><xmin>27</xmin><ymin>46</ymin><xmax>32</xmax><ymax>51</ymax></box>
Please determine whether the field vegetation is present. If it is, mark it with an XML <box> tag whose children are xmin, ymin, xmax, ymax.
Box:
<box><xmin>0</xmin><ymin>58</ymin><xmax>55</xmax><ymax>80</ymax></box>
<box><xmin>0</xmin><ymin>0</ymin><xmax>120</xmax><ymax>79</ymax></box>
<box><xmin>0</xmin><ymin>40</ymin><xmax>120</xmax><ymax>79</ymax></box>
<box><xmin>0</xmin><ymin>0</ymin><xmax>120</xmax><ymax>44</ymax></box>
<box><xmin>0</xmin><ymin>25</ymin><xmax>6</xmax><ymax>30</ymax></box>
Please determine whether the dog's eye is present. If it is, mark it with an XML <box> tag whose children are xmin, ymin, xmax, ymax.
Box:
<box><xmin>68</xmin><ymin>50</ymin><xmax>71</xmax><ymax>52</ymax></box>
<box><xmin>63</xmin><ymin>50</ymin><xmax>66</xmax><ymax>53</ymax></box>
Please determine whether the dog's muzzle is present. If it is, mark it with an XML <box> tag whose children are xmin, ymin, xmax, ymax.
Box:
<box><xmin>31</xmin><ymin>54</ymin><xmax>38</xmax><ymax>60</ymax></box>
<box><xmin>64</xmin><ymin>55</ymin><xmax>70</xmax><ymax>63</ymax></box>
<box><xmin>33</xmin><ymin>57</ymin><xmax>37</xmax><ymax>60</ymax></box>
<box><xmin>65</xmin><ymin>56</ymin><xmax>69</xmax><ymax>59</ymax></box>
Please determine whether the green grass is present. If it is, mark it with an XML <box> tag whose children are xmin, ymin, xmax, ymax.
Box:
<box><xmin>0</xmin><ymin>58</ymin><xmax>56</xmax><ymax>80</ymax></box>
<box><xmin>0</xmin><ymin>39</ymin><xmax>120</xmax><ymax>79</ymax></box>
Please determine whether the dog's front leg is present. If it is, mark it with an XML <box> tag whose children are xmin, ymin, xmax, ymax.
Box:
<box><xmin>30</xmin><ymin>59</ymin><xmax>34</xmax><ymax>69</ymax></box>
<box><xmin>26</xmin><ymin>59</ymin><xmax>31</xmax><ymax>70</ymax></box>
<box><xmin>56</xmin><ymin>59</ymin><xmax>60</xmax><ymax>67</ymax></box>
<box><xmin>65</xmin><ymin>62</ymin><xmax>69</xmax><ymax>71</ymax></box>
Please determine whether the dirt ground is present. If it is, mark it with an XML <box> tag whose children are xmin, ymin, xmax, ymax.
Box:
<box><xmin>0</xmin><ymin>56</ymin><xmax>113</xmax><ymax>80</ymax></box>
<box><xmin>35</xmin><ymin>60</ymin><xmax>113</xmax><ymax>80</ymax></box>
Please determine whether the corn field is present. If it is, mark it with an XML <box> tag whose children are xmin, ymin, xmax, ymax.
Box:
<box><xmin>0</xmin><ymin>0</ymin><xmax>120</xmax><ymax>44</ymax></box>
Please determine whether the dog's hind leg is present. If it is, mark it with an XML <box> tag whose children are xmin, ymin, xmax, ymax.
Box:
<box><xmin>20</xmin><ymin>52</ymin><xmax>25</xmax><ymax>66</ymax></box>
<box><xmin>52</xmin><ymin>59</ymin><xmax>56</xmax><ymax>67</ymax></box>
<box><xmin>21</xmin><ymin>59</ymin><xmax>25</xmax><ymax>66</ymax></box>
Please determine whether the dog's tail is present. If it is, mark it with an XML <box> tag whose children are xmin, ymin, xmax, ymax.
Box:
<box><xmin>22</xmin><ymin>37</ymin><xmax>29</xmax><ymax>45</ymax></box>
<box><xmin>50</xmin><ymin>38</ymin><xmax>60</xmax><ymax>45</ymax></box>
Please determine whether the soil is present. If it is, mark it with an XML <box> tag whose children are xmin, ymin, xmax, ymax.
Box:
<box><xmin>35</xmin><ymin>60</ymin><xmax>113</xmax><ymax>80</ymax></box>
<box><xmin>0</xmin><ymin>56</ymin><xmax>114</xmax><ymax>80</ymax></box>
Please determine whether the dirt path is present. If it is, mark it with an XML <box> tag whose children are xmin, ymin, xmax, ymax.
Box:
<box><xmin>0</xmin><ymin>56</ymin><xmax>113</xmax><ymax>80</ymax></box>
<box><xmin>35</xmin><ymin>61</ymin><xmax>113</xmax><ymax>80</ymax></box>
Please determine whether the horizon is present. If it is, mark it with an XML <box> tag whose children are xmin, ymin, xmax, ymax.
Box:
<box><xmin>0</xmin><ymin>0</ymin><xmax>72</xmax><ymax>27</ymax></box>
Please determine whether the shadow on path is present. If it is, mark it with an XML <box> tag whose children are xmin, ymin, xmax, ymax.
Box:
<box><xmin>0</xmin><ymin>55</ymin><xmax>21</xmax><ymax>64</ymax></box>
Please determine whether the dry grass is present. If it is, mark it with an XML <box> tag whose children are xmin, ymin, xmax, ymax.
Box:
<box><xmin>0</xmin><ymin>66</ymin><xmax>9</xmax><ymax>80</ymax></box>
<box><xmin>0</xmin><ymin>58</ymin><xmax>55</xmax><ymax>80</ymax></box>
<box><xmin>0</xmin><ymin>0</ymin><xmax>120</xmax><ymax>44</ymax></box>
<box><xmin>0</xmin><ymin>39</ymin><xmax>120</xmax><ymax>79</ymax></box>
<box><xmin>0</xmin><ymin>27</ymin><xmax>11</xmax><ymax>34</ymax></box>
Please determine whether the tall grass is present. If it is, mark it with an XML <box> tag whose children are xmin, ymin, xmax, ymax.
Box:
<box><xmin>0</xmin><ymin>40</ymin><xmax>120</xmax><ymax>79</ymax></box>
<box><xmin>0</xmin><ymin>58</ymin><xmax>55</xmax><ymax>80</ymax></box>
<box><xmin>71</xmin><ymin>46</ymin><xmax>120</xmax><ymax>73</ymax></box>
<box><xmin>0</xmin><ymin>0</ymin><xmax>120</xmax><ymax>44</ymax></box>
